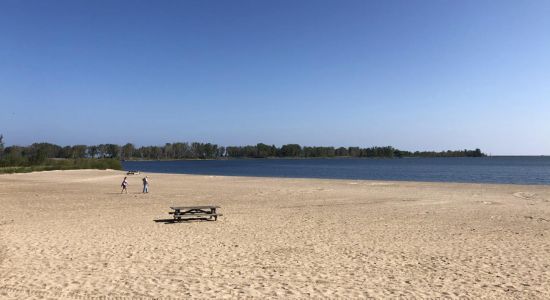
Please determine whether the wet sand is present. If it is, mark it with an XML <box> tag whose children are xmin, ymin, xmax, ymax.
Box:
<box><xmin>1</xmin><ymin>170</ymin><xmax>549</xmax><ymax>299</ymax></box>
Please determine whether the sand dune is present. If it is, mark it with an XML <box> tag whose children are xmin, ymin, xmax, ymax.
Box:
<box><xmin>1</xmin><ymin>170</ymin><xmax>549</xmax><ymax>299</ymax></box>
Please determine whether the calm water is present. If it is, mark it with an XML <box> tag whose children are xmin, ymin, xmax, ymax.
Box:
<box><xmin>122</xmin><ymin>157</ymin><xmax>550</xmax><ymax>185</ymax></box>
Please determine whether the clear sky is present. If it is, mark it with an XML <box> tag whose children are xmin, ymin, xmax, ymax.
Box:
<box><xmin>1</xmin><ymin>0</ymin><xmax>549</xmax><ymax>155</ymax></box>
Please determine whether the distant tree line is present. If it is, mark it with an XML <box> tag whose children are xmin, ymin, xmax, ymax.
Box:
<box><xmin>0</xmin><ymin>135</ymin><xmax>485</xmax><ymax>166</ymax></box>
<box><xmin>225</xmin><ymin>144</ymin><xmax>484</xmax><ymax>158</ymax></box>
<box><xmin>0</xmin><ymin>134</ymin><xmax>122</xmax><ymax>173</ymax></box>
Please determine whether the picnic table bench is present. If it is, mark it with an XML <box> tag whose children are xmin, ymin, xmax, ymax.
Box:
<box><xmin>169</xmin><ymin>205</ymin><xmax>221</xmax><ymax>221</ymax></box>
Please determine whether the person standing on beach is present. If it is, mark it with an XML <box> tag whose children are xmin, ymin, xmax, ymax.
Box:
<box><xmin>121</xmin><ymin>177</ymin><xmax>129</xmax><ymax>194</ymax></box>
<box><xmin>142</xmin><ymin>176</ymin><xmax>149</xmax><ymax>193</ymax></box>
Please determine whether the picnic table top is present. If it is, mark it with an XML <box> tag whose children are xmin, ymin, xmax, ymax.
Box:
<box><xmin>170</xmin><ymin>205</ymin><xmax>220</xmax><ymax>210</ymax></box>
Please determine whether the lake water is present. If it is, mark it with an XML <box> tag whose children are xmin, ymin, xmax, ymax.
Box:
<box><xmin>122</xmin><ymin>157</ymin><xmax>550</xmax><ymax>185</ymax></box>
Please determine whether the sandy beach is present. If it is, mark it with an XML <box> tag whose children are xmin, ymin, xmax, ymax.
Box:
<box><xmin>0</xmin><ymin>169</ymin><xmax>549</xmax><ymax>299</ymax></box>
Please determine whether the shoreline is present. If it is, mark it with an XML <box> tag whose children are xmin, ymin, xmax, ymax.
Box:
<box><xmin>122</xmin><ymin>155</ymin><xmax>549</xmax><ymax>162</ymax></box>
<box><xmin>3</xmin><ymin>168</ymin><xmax>550</xmax><ymax>187</ymax></box>
<box><xmin>123</xmin><ymin>156</ymin><xmax>489</xmax><ymax>161</ymax></box>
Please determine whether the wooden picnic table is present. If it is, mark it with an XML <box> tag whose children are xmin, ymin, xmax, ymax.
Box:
<box><xmin>169</xmin><ymin>205</ymin><xmax>221</xmax><ymax>221</ymax></box>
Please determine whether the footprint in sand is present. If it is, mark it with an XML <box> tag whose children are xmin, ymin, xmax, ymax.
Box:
<box><xmin>512</xmin><ymin>192</ymin><xmax>537</xmax><ymax>200</ymax></box>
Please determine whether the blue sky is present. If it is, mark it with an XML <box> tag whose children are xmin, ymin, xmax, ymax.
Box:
<box><xmin>1</xmin><ymin>0</ymin><xmax>549</xmax><ymax>155</ymax></box>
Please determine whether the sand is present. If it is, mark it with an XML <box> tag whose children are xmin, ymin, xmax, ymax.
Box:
<box><xmin>0</xmin><ymin>169</ymin><xmax>549</xmax><ymax>299</ymax></box>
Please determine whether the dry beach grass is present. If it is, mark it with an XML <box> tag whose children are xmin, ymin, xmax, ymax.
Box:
<box><xmin>1</xmin><ymin>170</ymin><xmax>549</xmax><ymax>299</ymax></box>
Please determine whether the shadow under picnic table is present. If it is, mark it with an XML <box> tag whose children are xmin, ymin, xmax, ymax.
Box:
<box><xmin>153</xmin><ymin>217</ymin><xmax>215</xmax><ymax>224</ymax></box>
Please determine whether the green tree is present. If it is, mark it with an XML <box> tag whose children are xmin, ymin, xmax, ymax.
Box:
<box><xmin>1</xmin><ymin>146</ymin><xmax>25</xmax><ymax>166</ymax></box>
<box><xmin>122</xmin><ymin>143</ymin><xmax>135</xmax><ymax>160</ymax></box>
<box><xmin>58</xmin><ymin>146</ymin><xmax>72</xmax><ymax>158</ymax></box>
<box><xmin>280</xmin><ymin>144</ymin><xmax>302</xmax><ymax>157</ymax></box>
<box><xmin>256</xmin><ymin>143</ymin><xmax>272</xmax><ymax>158</ymax></box>
<box><xmin>0</xmin><ymin>134</ymin><xmax>4</xmax><ymax>159</ymax></box>
<box><xmin>226</xmin><ymin>146</ymin><xmax>244</xmax><ymax>157</ymax></box>
<box><xmin>335</xmin><ymin>147</ymin><xmax>348</xmax><ymax>157</ymax></box>
<box><xmin>87</xmin><ymin>145</ymin><xmax>98</xmax><ymax>158</ymax></box>
<box><xmin>28</xmin><ymin>147</ymin><xmax>47</xmax><ymax>165</ymax></box>
<box><xmin>348</xmin><ymin>147</ymin><xmax>361</xmax><ymax>157</ymax></box>
<box><xmin>105</xmin><ymin>144</ymin><xmax>120</xmax><ymax>159</ymax></box>
<box><xmin>150</xmin><ymin>146</ymin><xmax>162</xmax><ymax>159</ymax></box>
<box><xmin>473</xmin><ymin>148</ymin><xmax>482</xmax><ymax>157</ymax></box>
<box><xmin>97</xmin><ymin>144</ymin><xmax>108</xmax><ymax>158</ymax></box>
<box><xmin>163</xmin><ymin>143</ymin><xmax>173</xmax><ymax>159</ymax></box>
<box><xmin>71</xmin><ymin>145</ymin><xmax>87</xmax><ymax>158</ymax></box>
<box><xmin>217</xmin><ymin>146</ymin><xmax>226</xmax><ymax>157</ymax></box>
